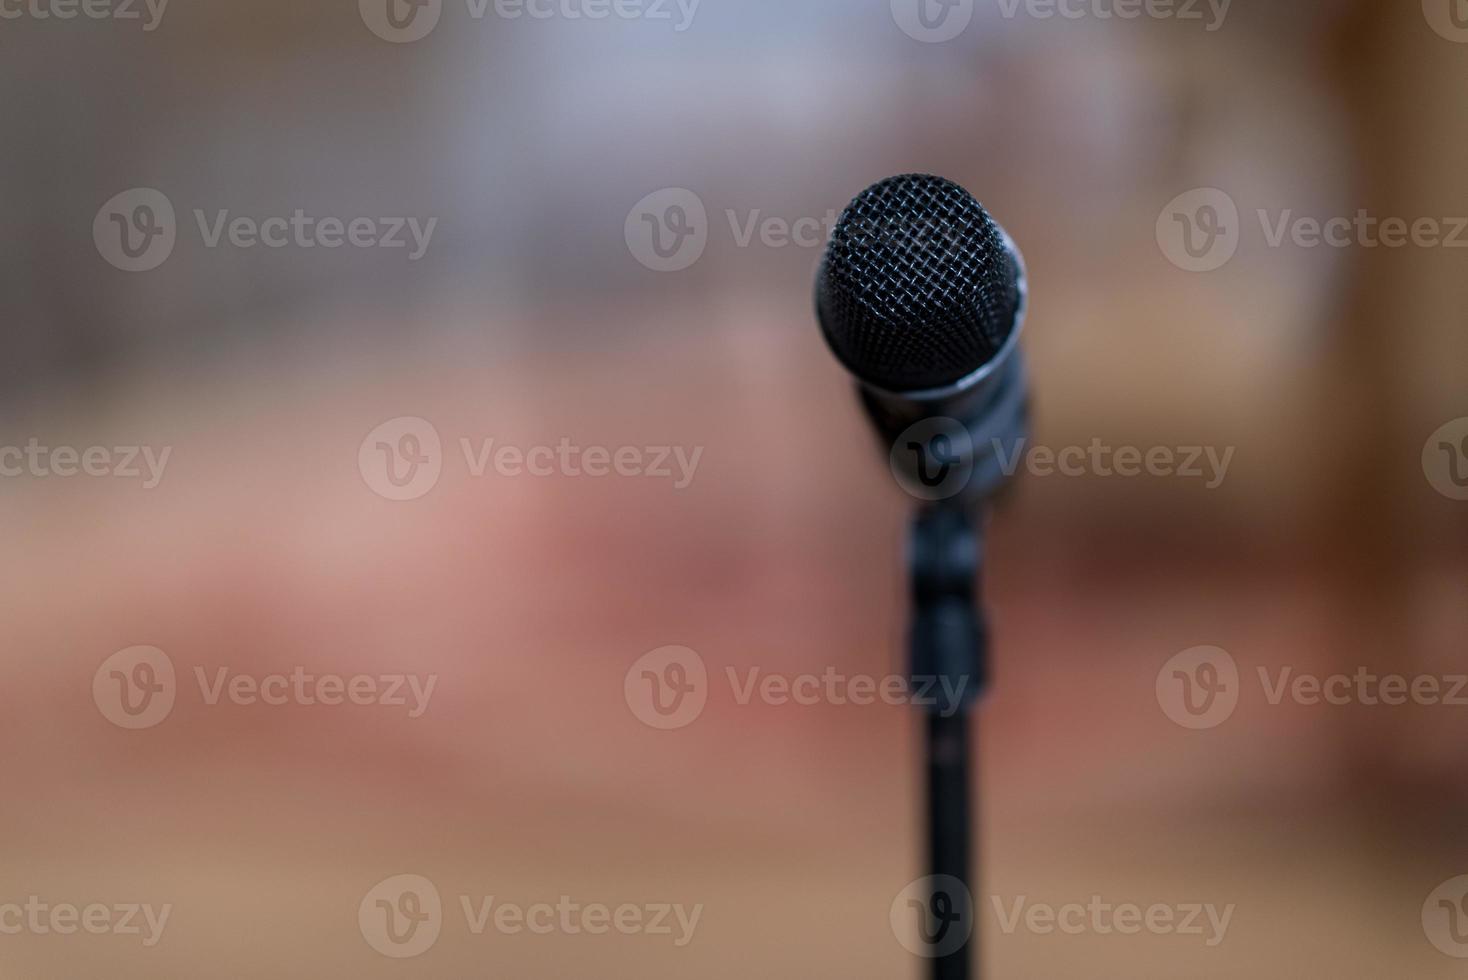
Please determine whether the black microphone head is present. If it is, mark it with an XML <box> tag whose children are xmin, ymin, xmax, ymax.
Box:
<box><xmin>816</xmin><ymin>174</ymin><xmax>1023</xmax><ymax>393</ymax></box>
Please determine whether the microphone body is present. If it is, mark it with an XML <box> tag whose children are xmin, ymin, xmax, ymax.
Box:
<box><xmin>856</xmin><ymin>242</ymin><xmax>1028</xmax><ymax>505</ymax></box>
<box><xmin>815</xmin><ymin>175</ymin><xmax>1030</xmax><ymax>504</ymax></box>
<box><xmin>813</xmin><ymin>174</ymin><xmax>1033</xmax><ymax>980</ymax></box>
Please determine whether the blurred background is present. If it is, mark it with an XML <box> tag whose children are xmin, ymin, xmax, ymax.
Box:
<box><xmin>2</xmin><ymin>0</ymin><xmax>1467</xmax><ymax>976</ymax></box>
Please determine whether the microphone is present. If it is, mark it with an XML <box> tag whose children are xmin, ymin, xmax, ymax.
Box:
<box><xmin>816</xmin><ymin>174</ymin><xmax>1029</xmax><ymax>502</ymax></box>
<box><xmin>814</xmin><ymin>175</ymin><xmax>1031</xmax><ymax>980</ymax></box>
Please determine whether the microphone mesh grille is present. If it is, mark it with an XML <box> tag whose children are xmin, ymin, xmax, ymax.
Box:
<box><xmin>817</xmin><ymin>174</ymin><xmax>1020</xmax><ymax>392</ymax></box>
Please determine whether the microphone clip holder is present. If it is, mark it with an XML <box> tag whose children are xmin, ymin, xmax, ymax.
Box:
<box><xmin>908</xmin><ymin>505</ymin><xmax>988</xmax><ymax>716</ymax></box>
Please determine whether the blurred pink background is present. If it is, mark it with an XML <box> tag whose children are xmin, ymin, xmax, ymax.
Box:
<box><xmin>2</xmin><ymin>0</ymin><xmax>1466</xmax><ymax>976</ymax></box>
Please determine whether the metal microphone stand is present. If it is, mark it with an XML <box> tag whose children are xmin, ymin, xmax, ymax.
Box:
<box><xmin>908</xmin><ymin>505</ymin><xmax>987</xmax><ymax>980</ymax></box>
<box><xmin>860</xmin><ymin>274</ymin><xmax>1027</xmax><ymax>980</ymax></box>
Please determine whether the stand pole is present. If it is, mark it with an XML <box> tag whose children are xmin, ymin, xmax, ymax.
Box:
<box><xmin>908</xmin><ymin>507</ymin><xmax>986</xmax><ymax>980</ymax></box>
<box><xmin>927</xmin><ymin>710</ymin><xmax>972</xmax><ymax>980</ymax></box>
